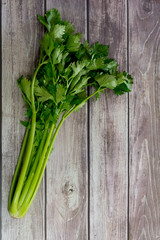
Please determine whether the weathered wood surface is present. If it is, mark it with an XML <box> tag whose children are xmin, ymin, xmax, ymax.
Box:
<box><xmin>129</xmin><ymin>1</ymin><xmax>160</xmax><ymax>239</ymax></box>
<box><xmin>1</xmin><ymin>0</ymin><xmax>160</xmax><ymax>239</ymax></box>
<box><xmin>89</xmin><ymin>0</ymin><xmax>128</xmax><ymax>239</ymax></box>
<box><xmin>2</xmin><ymin>0</ymin><xmax>45</xmax><ymax>239</ymax></box>
<box><xmin>45</xmin><ymin>1</ymin><xmax>88</xmax><ymax>240</ymax></box>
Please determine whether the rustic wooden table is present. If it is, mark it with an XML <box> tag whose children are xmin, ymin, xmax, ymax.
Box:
<box><xmin>1</xmin><ymin>0</ymin><xmax>160</xmax><ymax>239</ymax></box>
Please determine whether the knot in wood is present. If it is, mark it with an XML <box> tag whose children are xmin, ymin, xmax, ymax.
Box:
<box><xmin>143</xmin><ymin>0</ymin><xmax>152</xmax><ymax>13</ymax></box>
<box><xmin>62</xmin><ymin>181</ymin><xmax>76</xmax><ymax>196</ymax></box>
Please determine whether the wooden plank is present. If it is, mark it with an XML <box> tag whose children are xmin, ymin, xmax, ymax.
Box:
<box><xmin>2</xmin><ymin>0</ymin><xmax>45</xmax><ymax>239</ymax></box>
<box><xmin>46</xmin><ymin>2</ymin><xmax>88</xmax><ymax>240</ymax></box>
<box><xmin>129</xmin><ymin>1</ymin><xmax>160</xmax><ymax>239</ymax></box>
<box><xmin>89</xmin><ymin>0</ymin><xmax>128</xmax><ymax>239</ymax></box>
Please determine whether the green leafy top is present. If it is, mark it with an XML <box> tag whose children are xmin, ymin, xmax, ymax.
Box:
<box><xmin>18</xmin><ymin>8</ymin><xmax>133</xmax><ymax>131</ymax></box>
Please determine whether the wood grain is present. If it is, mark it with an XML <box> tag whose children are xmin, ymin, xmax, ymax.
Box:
<box><xmin>45</xmin><ymin>1</ymin><xmax>88</xmax><ymax>239</ymax></box>
<box><xmin>2</xmin><ymin>0</ymin><xmax>160</xmax><ymax>239</ymax></box>
<box><xmin>89</xmin><ymin>0</ymin><xmax>128</xmax><ymax>239</ymax></box>
<box><xmin>129</xmin><ymin>1</ymin><xmax>160</xmax><ymax>239</ymax></box>
<box><xmin>2</xmin><ymin>0</ymin><xmax>45</xmax><ymax>239</ymax></box>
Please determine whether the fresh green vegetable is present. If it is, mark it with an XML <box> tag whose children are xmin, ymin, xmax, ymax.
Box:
<box><xmin>8</xmin><ymin>9</ymin><xmax>133</xmax><ymax>218</ymax></box>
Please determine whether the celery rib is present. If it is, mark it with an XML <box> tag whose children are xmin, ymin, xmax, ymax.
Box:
<box><xmin>8</xmin><ymin>126</ymin><xmax>30</xmax><ymax>209</ymax></box>
<box><xmin>18</xmin><ymin>123</ymin><xmax>49</xmax><ymax>208</ymax></box>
